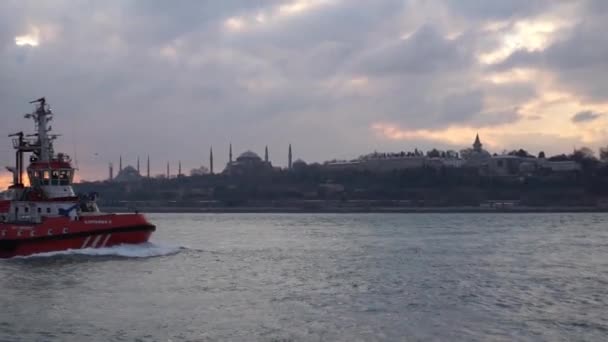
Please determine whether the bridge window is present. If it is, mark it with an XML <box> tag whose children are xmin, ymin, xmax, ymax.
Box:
<box><xmin>42</xmin><ymin>171</ymin><xmax>50</xmax><ymax>186</ymax></box>
<box><xmin>59</xmin><ymin>170</ymin><xmax>71</xmax><ymax>185</ymax></box>
<box><xmin>28</xmin><ymin>171</ymin><xmax>40</xmax><ymax>186</ymax></box>
<box><xmin>51</xmin><ymin>171</ymin><xmax>60</xmax><ymax>185</ymax></box>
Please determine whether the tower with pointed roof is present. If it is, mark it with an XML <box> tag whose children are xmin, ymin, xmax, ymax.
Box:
<box><xmin>473</xmin><ymin>134</ymin><xmax>483</xmax><ymax>152</ymax></box>
<box><xmin>264</xmin><ymin>145</ymin><xmax>269</xmax><ymax>163</ymax></box>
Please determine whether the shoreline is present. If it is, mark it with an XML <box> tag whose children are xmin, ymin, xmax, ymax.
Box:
<box><xmin>100</xmin><ymin>206</ymin><xmax>608</xmax><ymax>214</ymax></box>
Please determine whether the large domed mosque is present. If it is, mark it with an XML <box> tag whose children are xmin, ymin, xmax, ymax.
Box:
<box><xmin>223</xmin><ymin>146</ymin><xmax>274</xmax><ymax>175</ymax></box>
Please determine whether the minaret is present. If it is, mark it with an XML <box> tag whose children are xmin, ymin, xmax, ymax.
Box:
<box><xmin>109</xmin><ymin>162</ymin><xmax>114</xmax><ymax>181</ymax></box>
<box><xmin>288</xmin><ymin>144</ymin><xmax>293</xmax><ymax>169</ymax></box>
<box><xmin>119</xmin><ymin>155</ymin><xmax>123</xmax><ymax>172</ymax></box>
<box><xmin>210</xmin><ymin>146</ymin><xmax>214</xmax><ymax>174</ymax></box>
<box><xmin>178</xmin><ymin>161</ymin><xmax>182</xmax><ymax>176</ymax></box>
<box><xmin>147</xmin><ymin>155</ymin><xmax>150</xmax><ymax>178</ymax></box>
<box><xmin>166</xmin><ymin>162</ymin><xmax>170</xmax><ymax>178</ymax></box>
<box><xmin>137</xmin><ymin>156</ymin><xmax>140</xmax><ymax>175</ymax></box>
<box><xmin>473</xmin><ymin>133</ymin><xmax>482</xmax><ymax>152</ymax></box>
<box><xmin>229</xmin><ymin>143</ymin><xmax>233</xmax><ymax>163</ymax></box>
<box><xmin>265</xmin><ymin>145</ymin><xmax>269</xmax><ymax>163</ymax></box>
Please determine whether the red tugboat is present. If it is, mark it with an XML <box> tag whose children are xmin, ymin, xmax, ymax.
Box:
<box><xmin>0</xmin><ymin>98</ymin><xmax>155</xmax><ymax>258</ymax></box>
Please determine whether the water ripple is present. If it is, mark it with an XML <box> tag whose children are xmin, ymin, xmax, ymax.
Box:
<box><xmin>0</xmin><ymin>213</ymin><xmax>607</xmax><ymax>341</ymax></box>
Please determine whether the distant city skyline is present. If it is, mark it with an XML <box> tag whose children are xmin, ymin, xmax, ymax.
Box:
<box><xmin>1</xmin><ymin>1</ymin><xmax>607</xmax><ymax>184</ymax></box>
<box><xmin>0</xmin><ymin>131</ymin><xmax>605</xmax><ymax>188</ymax></box>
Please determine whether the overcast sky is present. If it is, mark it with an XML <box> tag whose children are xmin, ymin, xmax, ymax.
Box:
<box><xmin>1</xmin><ymin>0</ymin><xmax>607</xmax><ymax>182</ymax></box>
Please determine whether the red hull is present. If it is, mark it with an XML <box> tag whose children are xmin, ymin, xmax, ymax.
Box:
<box><xmin>0</xmin><ymin>213</ymin><xmax>155</xmax><ymax>258</ymax></box>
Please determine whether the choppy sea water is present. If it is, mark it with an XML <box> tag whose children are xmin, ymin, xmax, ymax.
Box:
<box><xmin>1</xmin><ymin>213</ymin><xmax>607</xmax><ymax>341</ymax></box>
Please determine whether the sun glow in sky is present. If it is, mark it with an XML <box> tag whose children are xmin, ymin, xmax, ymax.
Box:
<box><xmin>224</xmin><ymin>17</ymin><xmax>246</xmax><ymax>31</ymax></box>
<box><xmin>479</xmin><ymin>20</ymin><xmax>563</xmax><ymax>65</ymax></box>
<box><xmin>372</xmin><ymin>88</ymin><xmax>608</xmax><ymax>153</ymax></box>
<box><xmin>224</xmin><ymin>0</ymin><xmax>334</xmax><ymax>32</ymax></box>
<box><xmin>0</xmin><ymin>175</ymin><xmax>11</xmax><ymax>190</ymax></box>
<box><xmin>277</xmin><ymin>0</ymin><xmax>330</xmax><ymax>16</ymax></box>
<box><xmin>14</xmin><ymin>27</ymin><xmax>40</xmax><ymax>47</ymax></box>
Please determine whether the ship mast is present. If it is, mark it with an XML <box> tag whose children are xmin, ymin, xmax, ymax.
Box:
<box><xmin>25</xmin><ymin>97</ymin><xmax>55</xmax><ymax>162</ymax></box>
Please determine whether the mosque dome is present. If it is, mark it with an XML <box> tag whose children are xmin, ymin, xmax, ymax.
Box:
<box><xmin>237</xmin><ymin>151</ymin><xmax>262</xmax><ymax>162</ymax></box>
<box><xmin>224</xmin><ymin>149</ymin><xmax>272</xmax><ymax>175</ymax></box>
<box><xmin>293</xmin><ymin>159</ymin><xmax>307</xmax><ymax>166</ymax></box>
<box><xmin>114</xmin><ymin>165</ymin><xmax>141</xmax><ymax>183</ymax></box>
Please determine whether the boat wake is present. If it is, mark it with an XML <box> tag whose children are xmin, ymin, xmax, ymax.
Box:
<box><xmin>14</xmin><ymin>242</ymin><xmax>184</xmax><ymax>259</ymax></box>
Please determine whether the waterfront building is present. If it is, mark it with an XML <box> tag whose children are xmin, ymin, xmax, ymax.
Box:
<box><xmin>323</xmin><ymin>149</ymin><xmax>468</xmax><ymax>171</ymax></box>
<box><xmin>488</xmin><ymin>155</ymin><xmax>532</xmax><ymax>176</ymax></box>
<box><xmin>537</xmin><ymin>159</ymin><xmax>581</xmax><ymax>173</ymax></box>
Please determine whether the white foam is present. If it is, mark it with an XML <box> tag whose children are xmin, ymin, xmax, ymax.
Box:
<box><xmin>14</xmin><ymin>242</ymin><xmax>184</xmax><ymax>259</ymax></box>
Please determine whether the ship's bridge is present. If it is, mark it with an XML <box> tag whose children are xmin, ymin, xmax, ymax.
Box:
<box><xmin>27</xmin><ymin>158</ymin><xmax>74</xmax><ymax>187</ymax></box>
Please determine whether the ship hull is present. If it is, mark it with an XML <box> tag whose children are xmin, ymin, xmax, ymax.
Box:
<box><xmin>0</xmin><ymin>214</ymin><xmax>155</xmax><ymax>258</ymax></box>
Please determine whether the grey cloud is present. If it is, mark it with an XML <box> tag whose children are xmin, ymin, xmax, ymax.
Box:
<box><xmin>571</xmin><ymin>110</ymin><xmax>602</xmax><ymax>123</ymax></box>
<box><xmin>122</xmin><ymin>0</ymin><xmax>286</xmax><ymax>44</ymax></box>
<box><xmin>354</xmin><ymin>25</ymin><xmax>472</xmax><ymax>76</ymax></box>
<box><xmin>493</xmin><ymin>2</ymin><xmax>608</xmax><ymax>102</ymax></box>
<box><xmin>441</xmin><ymin>90</ymin><xmax>483</xmax><ymax>122</ymax></box>
<box><xmin>443</xmin><ymin>0</ymin><xmax>563</xmax><ymax>20</ymax></box>
<box><xmin>526</xmin><ymin>115</ymin><xmax>542</xmax><ymax>121</ymax></box>
<box><xmin>490</xmin><ymin>49</ymin><xmax>541</xmax><ymax>72</ymax></box>
<box><xmin>586</xmin><ymin>0</ymin><xmax>608</xmax><ymax>14</ymax></box>
<box><xmin>474</xmin><ymin>108</ymin><xmax>521</xmax><ymax>127</ymax></box>
<box><xmin>0</xmin><ymin>0</ymin><xmax>589</xmax><ymax>178</ymax></box>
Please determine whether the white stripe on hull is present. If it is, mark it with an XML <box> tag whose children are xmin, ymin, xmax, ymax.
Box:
<box><xmin>81</xmin><ymin>236</ymin><xmax>91</xmax><ymax>248</ymax></box>
<box><xmin>100</xmin><ymin>234</ymin><xmax>112</xmax><ymax>248</ymax></box>
<box><xmin>90</xmin><ymin>235</ymin><xmax>102</xmax><ymax>248</ymax></box>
